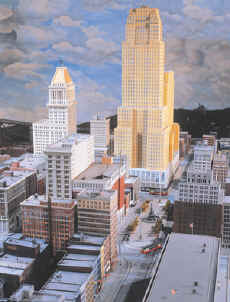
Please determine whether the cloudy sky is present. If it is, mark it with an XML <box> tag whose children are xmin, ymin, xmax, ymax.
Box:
<box><xmin>0</xmin><ymin>0</ymin><xmax>230</xmax><ymax>123</ymax></box>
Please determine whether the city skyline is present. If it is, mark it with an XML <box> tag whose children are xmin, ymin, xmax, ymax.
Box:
<box><xmin>0</xmin><ymin>0</ymin><xmax>230</xmax><ymax>123</ymax></box>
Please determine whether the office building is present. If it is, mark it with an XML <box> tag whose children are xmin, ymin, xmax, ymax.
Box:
<box><xmin>222</xmin><ymin>196</ymin><xmax>230</xmax><ymax>248</ymax></box>
<box><xmin>45</xmin><ymin>134</ymin><xmax>94</xmax><ymax>200</ymax></box>
<box><xmin>20</xmin><ymin>155</ymin><xmax>47</xmax><ymax>195</ymax></box>
<box><xmin>21</xmin><ymin>195</ymin><xmax>75</xmax><ymax>253</ymax></box>
<box><xmin>179</xmin><ymin>131</ymin><xmax>191</xmax><ymax>159</ymax></box>
<box><xmin>114</xmin><ymin>6</ymin><xmax>179</xmax><ymax>189</ymax></box>
<box><xmin>173</xmin><ymin>201</ymin><xmax>222</xmax><ymax>237</ymax></box>
<box><xmin>193</xmin><ymin>143</ymin><xmax>215</xmax><ymax>172</ymax></box>
<box><xmin>125</xmin><ymin>176</ymin><xmax>140</xmax><ymax>202</ymax></box>
<box><xmin>202</xmin><ymin>134</ymin><xmax>216</xmax><ymax>147</ymax></box>
<box><xmin>143</xmin><ymin>233</ymin><xmax>219</xmax><ymax>302</ymax></box>
<box><xmin>90</xmin><ymin>115</ymin><xmax>110</xmax><ymax>161</ymax></box>
<box><xmin>0</xmin><ymin>173</ymin><xmax>26</xmax><ymax>234</ymax></box>
<box><xmin>219</xmin><ymin>138</ymin><xmax>230</xmax><ymax>150</ymax></box>
<box><xmin>177</xmin><ymin>165</ymin><xmax>224</xmax><ymax>205</ymax></box>
<box><xmin>33</xmin><ymin>66</ymin><xmax>77</xmax><ymax>154</ymax></box>
<box><xmin>212</xmin><ymin>152</ymin><xmax>228</xmax><ymax>185</ymax></box>
<box><xmin>77</xmin><ymin>190</ymin><xmax>118</xmax><ymax>270</ymax></box>
<box><xmin>174</xmin><ymin>162</ymin><xmax>224</xmax><ymax>237</ymax></box>
<box><xmin>73</xmin><ymin>162</ymin><xmax>126</xmax><ymax>212</ymax></box>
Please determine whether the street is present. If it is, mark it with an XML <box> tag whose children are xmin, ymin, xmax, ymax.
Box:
<box><xmin>96</xmin><ymin>194</ymin><xmax>163</xmax><ymax>302</ymax></box>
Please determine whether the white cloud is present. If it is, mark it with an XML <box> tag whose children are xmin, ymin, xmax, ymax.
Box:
<box><xmin>3</xmin><ymin>62</ymin><xmax>47</xmax><ymax>80</ymax></box>
<box><xmin>0</xmin><ymin>6</ymin><xmax>13</xmax><ymax>21</ymax></box>
<box><xmin>17</xmin><ymin>25</ymin><xmax>56</xmax><ymax>46</ymax></box>
<box><xmin>83</xmin><ymin>0</ymin><xmax>130</xmax><ymax>12</ymax></box>
<box><xmin>0</xmin><ymin>48</ymin><xmax>25</xmax><ymax>66</ymax></box>
<box><xmin>54</xmin><ymin>16</ymin><xmax>81</xmax><ymax>27</ymax></box>
<box><xmin>86</xmin><ymin>37</ymin><xmax>119</xmax><ymax>55</ymax></box>
<box><xmin>52</xmin><ymin>41</ymin><xmax>85</xmax><ymax>54</ymax></box>
<box><xmin>18</xmin><ymin>0</ymin><xmax>70</xmax><ymax>19</ymax></box>
<box><xmin>82</xmin><ymin>25</ymin><xmax>105</xmax><ymax>39</ymax></box>
<box><xmin>25</xmin><ymin>81</ymin><xmax>39</xmax><ymax>89</ymax></box>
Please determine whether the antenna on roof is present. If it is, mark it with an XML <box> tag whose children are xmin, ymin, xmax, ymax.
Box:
<box><xmin>59</xmin><ymin>58</ymin><xmax>64</xmax><ymax>67</ymax></box>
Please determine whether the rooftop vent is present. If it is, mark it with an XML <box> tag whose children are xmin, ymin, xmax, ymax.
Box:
<box><xmin>201</xmin><ymin>248</ymin><xmax>205</xmax><ymax>253</ymax></box>
<box><xmin>203</xmin><ymin>243</ymin><xmax>206</xmax><ymax>248</ymax></box>
<box><xmin>192</xmin><ymin>288</ymin><xmax>197</xmax><ymax>294</ymax></box>
<box><xmin>194</xmin><ymin>281</ymin><xmax>198</xmax><ymax>287</ymax></box>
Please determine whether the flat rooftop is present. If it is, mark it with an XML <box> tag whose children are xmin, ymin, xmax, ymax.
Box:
<box><xmin>58</xmin><ymin>259</ymin><xmax>94</xmax><ymax>270</ymax></box>
<box><xmin>5</xmin><ymin>233</ymin><xmax>48</xmax><ymax>254</ymax></box>
<box><xmin>42</xmin><ymin>270</ymin><xmax>91</xmax><ymax>301</ymax></box>
<box><xmin>125</xmin><ymin>176</ymin><xmax>138</xmax><ymax>185</ymax></box>
<box><xmin>40</xmin><ymin>289</ymin><xmax>77</xmax><ymax>302</ymax></box>
<box><xmin>74</xmin><ymin>162</ymin><xmax>120</xmax><ymax>181</ymax></box>
<box><xmin>67</xmin><ymin>244</ymin><xmax>101</xmax><ymax>253</ymax></box>
<box><xmin>0</xmin><ymin>173</ymin><xmax>25</xmax><ymax>189</ymax></box>
<box><xmin>77</xmin><ymin>190</ymin><xmax>116</xmax><ymax>201</ymax></box>
<box><xmin>45</xmin><ymin>133</ymin><xmax>92</xmax><ymax>153</ymax></box>
<box><xmin>21</xmin><ymin>195</ymin><xmax>75</xmax><ymax>208</ymax></box>
<box><xmin>144</xmin><ymin>233</ymin><xmax>219</xmax><ymax>302</ymax></box>
<box><xmin>64</xmin><ymin>253</ymin><xmax>97</xmax><ymax>262</ymax></box>
<box><xmin>72</xmin><ymin>233</ymin><xmax>105</xmax><ymax>246</ymax></box>
<box><xmin>0</xmin><ymin>255</ymin><xmax>34</xmax><ymax>276</ymax></box>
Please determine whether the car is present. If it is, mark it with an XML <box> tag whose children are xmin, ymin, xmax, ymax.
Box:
<box><xmin>129</xmin><ymin>200</ymin><xmax>136</xmax><ymax>207</ymax></box>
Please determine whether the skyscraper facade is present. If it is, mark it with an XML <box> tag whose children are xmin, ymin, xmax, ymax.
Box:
<box><xmin>33</xmin><ymin>66</ymin><xmax>77</xmax><ymax>154</ymax></box>
<box><xmin>114</xmin><ymin>6</ymin><xmax>179</xmax><ymax>188</ymax></box>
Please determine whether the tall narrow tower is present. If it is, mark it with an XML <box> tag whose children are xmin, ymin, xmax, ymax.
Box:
<box><xmin>114</xmin><ymin>6</ymin><xmax>179</xmax><ymax>189</ymax></box>
<box><xmin>33</xmin><ymin>66</ymin><xmax>77</xmax><ymax>154</ymax></box>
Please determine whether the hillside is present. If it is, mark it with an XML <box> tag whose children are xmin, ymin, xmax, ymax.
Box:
<box><xmin>78</xmin><ymin>106</ymin><xmax>230</xmax><ymax>138</ymax></box>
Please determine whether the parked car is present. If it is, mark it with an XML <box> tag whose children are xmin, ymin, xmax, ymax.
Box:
<box><xmin>130</xmin><ymin>200</ymin><xmax>136</xmax><ymax>207</ymax></box>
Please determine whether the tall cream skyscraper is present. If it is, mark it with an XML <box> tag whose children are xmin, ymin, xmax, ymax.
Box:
<box><xmin>114</xmin><ymin>6</ymin><xmax>179</xmax><ymax>189</ymax></box>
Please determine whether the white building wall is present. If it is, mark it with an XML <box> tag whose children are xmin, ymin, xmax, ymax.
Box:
<box><xmin>90</xmin><ymin>118</ymin><xmax>110</xmax><ymax>149</ymax></box>
<box><xmin>46</xmin><ymin>134</ymin><xmax>95</xmax><ymax>200</ymax></box>
<box><xmin>33</xmin><ymin>67</ymin><xmax>77</xmax><ymax>155</ymax></box>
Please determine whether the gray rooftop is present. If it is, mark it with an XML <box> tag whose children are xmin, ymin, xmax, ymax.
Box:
<box><xmin>74</xmin><ymin>162</ymin><xmax>120</xmax><ymax>181</ymax></box>
<box><xmin>77</xmin><ymin>190</ymin><xmax>116</xmax><ymax>201</ymax></box>
<box><xmin>5</xmin><ymin>233</ymin><xmax>48</xmax><ymax>254</ymax></box>
<box><xmin>144</xmin><ymin>233</ymin><xmax>219</xmax><ymax>302</ymax></box>
<box><xmin>72</xmin><ymin>233</ymin><xmax>105</xmax><ymax>246</ymax></box>
<box><xmin>45</xmin><ymin>133</ymin><xmax>92</xmax><ymax>153</ymax></box>
<box><xmin>67</xmin><ymin>244</ymin><xmax>101</xmax><ymax>252</ymax></box>
<box><xmin>64</xmin><ymin>253</ymin><xmax>97</xmax><ymax>262</ymax></box>
<box><xmin>214</xmin><ymin>255</ymin><xmax>230</xmax><ymax>302</ymax></box>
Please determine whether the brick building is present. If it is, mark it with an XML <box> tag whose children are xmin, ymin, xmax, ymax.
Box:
<box><xmin>77</xmin><ymin>190</ymin><xmax>118</xmax><ymax>271</ymax></box>
<box><xmin>173</xmin><ymin>201</ymin><xmax>222</xmax><ymax>237</ymax></box>
<box><xmin>73</xmin><ymin>162</ymin><xmax>126</xmax><ymax>214</ymax></box>
<box><xmin>212</xmin><ymin>152</ymin><xmax>228</xmax><ymax>185</ymax></box>
<box><xmin>21</xmin><ymin>195</ymin><xmax>75</xmax><ymax>253</ymax></box>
